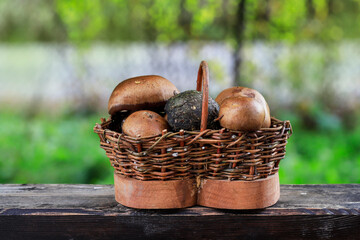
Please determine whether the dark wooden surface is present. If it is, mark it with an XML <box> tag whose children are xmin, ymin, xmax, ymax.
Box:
<box><xmin>0</xmin><ymin>184</ymin><xmax>359</xmax><ymax>240</ymax></box>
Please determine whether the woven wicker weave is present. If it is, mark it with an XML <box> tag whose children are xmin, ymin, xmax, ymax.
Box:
<box><xmin>94</xmin><ymin>61</ymin><xmax>292</xmax><ymax>181</ymax></box>
<box><xmin>94</xmin><ymin>117</ymin><xmax>291</xmax><ymax>181</ymax></box>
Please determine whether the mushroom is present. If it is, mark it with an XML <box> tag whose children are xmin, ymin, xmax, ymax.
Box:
<box><xmin>108</xmin><ymin>75</ymin><xmax>179</xmax><ymax>116</ymax></box>
<box><xmin>164</xmin><ymin>90</ymin><xmax>220</xmax><ymax>131</ymax></box>
<box><xmin>122</xmin><ymin>110</ymin><xmax>169</xmax><ymax>138</ymax></box>
<box><xmin>218</xmin><ymin>97</ymin><xmax>265</xmax><ymax>131</ymax></box>
<box><xmin>215</xmin><ymin>87</ymin><xmax>271</xmax><ymax>128</ymax></box>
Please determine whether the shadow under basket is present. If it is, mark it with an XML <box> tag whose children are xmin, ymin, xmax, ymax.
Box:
<box><xmin>94</xmin><ymin>61</ymin><xmax>292</xmax><ymax>209</ymax></box>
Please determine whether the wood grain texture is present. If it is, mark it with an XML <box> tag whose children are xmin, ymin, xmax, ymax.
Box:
<box><xmin>114</xmin><ymin>174</ymin><xmax>197</xmax><ymax>209</ymax></box>
<box><xmin>198</xmin><ymin>172</ymin><xmax>279</xmax><ymax>209</ymax></box>
<box><xmin>0</xmin><ymin>184</ymin><xmax>359</xmax><ymax>239</ymax></box>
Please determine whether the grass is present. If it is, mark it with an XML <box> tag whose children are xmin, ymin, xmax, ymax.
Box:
<box><xmin>0</xmin><ymin>110</ymin><xmax>359</xmax><ymax>184</ymax></box>
<box><xmin>278</xmin><ymin>126</ymin><xmax>360</xmax><ymax>184</ymax></box>
<box><xmin>0</xmin><ymin>110</ymin><xmax>113</xmax><ymax>184</ymax></box>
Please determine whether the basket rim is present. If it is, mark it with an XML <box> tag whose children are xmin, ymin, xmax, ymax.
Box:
<box><xmin>94</xmin><ymin>116</ymin><xmax>292</xmax><ymax>140</ymax></box>
<box><xmin>94</xmin><ymin>116</ymin><xmax>292</xmax><ymax>157</ymax></box>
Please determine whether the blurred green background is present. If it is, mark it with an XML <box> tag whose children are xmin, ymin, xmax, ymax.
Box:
<box><xmin>0</xmin><ymin>0</ymin><xmax>359</xmax><ymax>184</ymax></box>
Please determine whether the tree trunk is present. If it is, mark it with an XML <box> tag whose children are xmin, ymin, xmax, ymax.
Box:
<box><xmin>306</xmin><ymin>0</ymin><xmax>315</xmax><ymax>19</ymax></box>
<box><xmin>222</xmin><ymin>0</ymin><xmax>230</xmax><ymax>37</ymax></box>
<box><xmin>178</xmin><ymin>0</ymin><xmax>192</xmax><ymax>39</ymax></box>
<box><xmin>327</xmin><ymin>0</ymin><xmax>334</xmax><ymax>15</ymax></box>
<box><xmin>263</xmin><ymin>0</ymin><xmax>270</xmax><ymax>21</ymax></box>
<box><xmin>233</xmin><ymin>0</ymin><xmax>247</xmax><ymax>86</ymax></box>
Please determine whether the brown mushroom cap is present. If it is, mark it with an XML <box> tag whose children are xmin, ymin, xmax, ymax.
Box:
<box><xmin>219</xmin><ymin>97</ymin><xmax>265</xmax><ymax>131</ymax></box>
<box><xmin>122</xmin><ymin>110</ymin><xmax>169</xmax><ymax>138</ymax></box>
<box><xmin>215</xmin><ymin>87</ymin><xmax>271</xmax><ymax>128</ymax></box>
<box><xmin>108</xmin><ymin>75</ymin><xmax>179</xmax><ymax>116</ymax></box>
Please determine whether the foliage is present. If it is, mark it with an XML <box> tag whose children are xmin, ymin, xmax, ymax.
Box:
<box><xmin>277</xmin><ymin>111</ymin><xmax>360</xmax><ymax>184</ymax></box>
<box><xmin>1</xmin><ymin>0</ymin><xmax>360</xmax><ymax>43</ymax></box>
<box><xmin>55</xmin><ymin>0</ymin><xmax>106</xmax><ymax>43</ymax></box>
<box><xmin>0</xmin><ymin>111</ymin><xmax>359</xmax><ymax>184</ymax></box>
<box><xmin>0</xmin><ymin>110</ymin><xmax>112</xmax><ymax>184</ymax></box>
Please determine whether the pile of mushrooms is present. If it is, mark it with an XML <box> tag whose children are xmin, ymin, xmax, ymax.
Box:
<box><xmin>108</xmin><ymin>75</ymin><xmax>178</xmax><ymax>137</ymax></box>
<box><xmin>108</xmin><ymin>76</ymin><xmax>271</xmax><ymax>137</ymax></box>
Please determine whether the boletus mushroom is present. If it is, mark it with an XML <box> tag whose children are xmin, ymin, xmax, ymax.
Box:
<box><xmin>218</xmin><ymin>97</ymin><xmax>265</xmax><ymax>131</ymax></box>
<box><xmin>215</xmin><ymin>87</ymin><xmax>271</xmax><ymax>128</ymax></box>
<box><xmin>122</xmin><ymin>110</ymin><xmax>169</xmax><ymax>138</ymax></box>
<box><xmin>108</xmin><ymin>75</ymin><xmax>179</xmax><ymax>116</ymax></box>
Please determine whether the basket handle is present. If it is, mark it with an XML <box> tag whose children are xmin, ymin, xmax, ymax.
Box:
<box><xmin>196</xmin><ymin>61</ymin><xmax>209</xmax><ymax>132</ymax></box>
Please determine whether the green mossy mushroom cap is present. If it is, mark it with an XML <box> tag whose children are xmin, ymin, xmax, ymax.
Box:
<box><xmin>165</xmin><ymin>90</ymin><xmax>220</xmax><ymax>131</ymax></box>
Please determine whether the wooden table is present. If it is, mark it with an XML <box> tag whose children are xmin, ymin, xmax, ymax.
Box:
<box><xmin>0</xmin><ymin>184</ymin><xmax>359</xmax><ymax>239</ymax></box>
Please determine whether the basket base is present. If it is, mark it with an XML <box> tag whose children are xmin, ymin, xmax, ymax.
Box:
<box><xmin>114</xmin><ymin>173</ymin><xmax>197</xmax><ymax>209</ymax></box>
<box><xmin>197</xmin><ymin>173</ymin><xmax>280</xmax><ymax>209</ymax></box>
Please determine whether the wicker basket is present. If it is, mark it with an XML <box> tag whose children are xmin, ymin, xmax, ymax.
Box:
<box><xmin>94</xmin><ymin>61</ymin><xmax>292</xmax><ymax>209</ymax></box>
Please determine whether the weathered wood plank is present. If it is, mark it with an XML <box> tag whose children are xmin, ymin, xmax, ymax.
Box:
<box><xmin>1</xmin><ymin>184</ymin><xmax>359</xmax><ymax>214</ymax></box>
<box><xmin>0</xmin><ymin>215</ymin><xmax>359</xmax><ymax>240</ymax></box>
<box><xmin>0</xmin><ymin>184</ymin><xmax>117</xmax><ymax>209</ymax></box>
<box><xmin>0</xmin><ymin>184</ymin><xmax>359</xmax><ymax>239</ymax></box>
